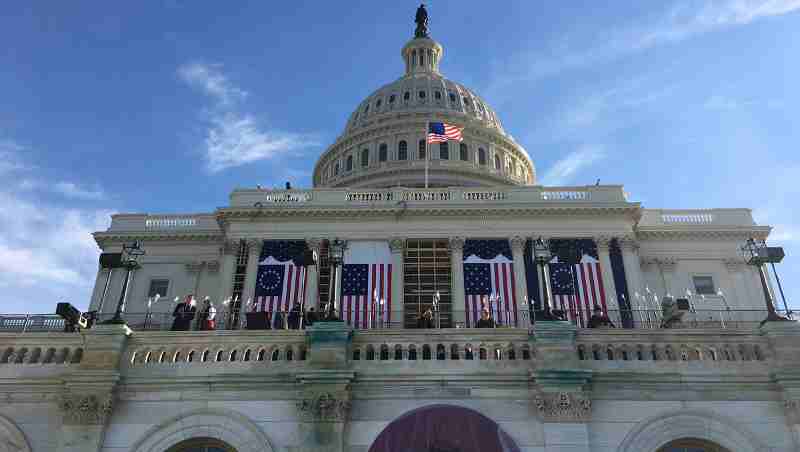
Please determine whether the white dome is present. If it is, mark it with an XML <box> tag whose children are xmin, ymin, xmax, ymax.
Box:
<box><xmin>313</xmin><ymin>34</ymin><xmax>534</xmax><ymax>189</ymax></box>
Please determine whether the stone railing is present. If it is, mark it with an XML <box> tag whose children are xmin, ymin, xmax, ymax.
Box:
<box><xmin>575</xmin><ymin>329</ymin><xmax>770</xmax><ymax>363</ymax></box>
<box><xmin>0</xmin><ymin>333</ymin><xmax>85</xmax><ymax>366</ymax></box>
<box><xmin>123</xmin><ymin>330</ymin><xmax>308</xmax><ymax>369</ymax></box>
<box><xmin>107</xmin><ymin>213</ymin><xmax>220</xmax><ymax>232</ymax></box>
<box><xmin>350</xmin><ymin>329</ymin><xmax>533</xmax><ymax>363</ymax></box>
<box><xmin>229</xmin><ymin>185</ymin><xmax>629</xmax><ymax>208</ymax></box>
<box><xmin>639</xmin><ymin>209</ymin><xmax>757</xmax><ymax>228</ymax></box>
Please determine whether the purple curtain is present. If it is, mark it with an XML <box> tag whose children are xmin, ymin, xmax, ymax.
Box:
<box><xmin>369</xmin><ymin>405</ymin><xmax>520</xmax><ymax>452</ymax></box>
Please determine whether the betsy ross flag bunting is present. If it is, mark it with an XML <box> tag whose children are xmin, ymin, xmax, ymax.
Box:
<box><xmin>427</xmin><ymin>122</ymin><xmax>463</xmax><ymax>143</ymax></box>
<box><xmin>550</xmin><ymin>255</ymin><xmax>608</xmax><ymax>328</ymax></box>
<box><xmin>341</xmin><ymin>241</ymin><xmax>392</xmax><ymax>329</ymax></box>
<box><xmin>253</xmin><ymin>240</ymin><xmax>308</xmax><ymax>321</ymax></box>
<box><xmin>463</xmin><ymin>239</ymin><xmax>517</xmax><ymax>328</ymax></box>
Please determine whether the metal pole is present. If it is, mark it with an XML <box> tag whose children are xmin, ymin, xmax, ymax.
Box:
<box><xmin>109</xmin><ymin>264</ymin><xmax>133</xmax><ymax>324</ymax></box>
<box><xmin>97</xmin><ymin>268</ymin><xmax>113</xmax><ymax>314</ymax></box>
<box><xmin>770</xmin><ymin>262</ymin><xmax>790</xmax><ymax>314</ymax></box>
<box><xmin>424</xmin><ymin>122</ymin><xmax>430</xmax><ymax>189</ymax></box>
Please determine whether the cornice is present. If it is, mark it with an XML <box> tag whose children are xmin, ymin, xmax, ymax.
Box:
<box><xmin>636</xmin><ymin>227</ymin><xmax>770</xmax><ymax>241</ymax></box>
<box><xmin>93</xmin><ymin>231</ymin><xmax>223</xmax><ymax>247</ymax></box>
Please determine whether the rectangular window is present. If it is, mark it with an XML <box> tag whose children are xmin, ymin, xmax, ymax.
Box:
<box><xmin>147</xmin><ymin>279</ymin><xmax>170</xmax><ymax>298</ymax></box>
<box><xmin>692</xmin><ymin>275</ymin><xmax>716</xmax><ymax>295</ymax></box>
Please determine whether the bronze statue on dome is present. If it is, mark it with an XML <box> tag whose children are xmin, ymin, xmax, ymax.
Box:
<box><xmin>415</xmin><ymin>4</ymin><xmax>429</xmax><ymax>38</ymax></box>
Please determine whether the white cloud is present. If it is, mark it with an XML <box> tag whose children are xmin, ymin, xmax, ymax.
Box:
<box><xmin>540</xmin><ymin>145</ymin><xmax>607</xmax><ymax>186</ymax></box>
<box><xmin>0</xmin><ymin>143</ymin><xmax>114</xmax><ymax>312</ymax></box>
<box><xmin>178</xmin><ymin>62</ymin><xmax>318</xmax><ymax>172</ymax></box>
<box><xmin>52</xmin><ymin>182</ymin><xmax>107</xmax><ymax>201</ymax></box>
<box><xmin>488</xmin><ymin>0</ymin><xmax>800</xmax><ymax>96</ymax></box>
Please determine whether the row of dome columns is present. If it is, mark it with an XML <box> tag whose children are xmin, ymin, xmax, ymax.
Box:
<box><xmin>219</xmin><ymin>236</ymin><xmax>643</xmax><ymax>324</ymax></box>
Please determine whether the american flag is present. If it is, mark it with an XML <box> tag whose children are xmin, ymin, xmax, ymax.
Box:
<box><xmin>341</xmin><ymin>264</ymin><xmax>391</xmax><ymax>329</ymax></box>
<box><xmin>463</xmin><ymin>239</ymin><xmax>517</xmax><ymax>328</ymax></box>
<box><xmin>550</xmin><ymin>257</ymin><xmax>608</xmax><ymax>327</ymax></box>
<box><xmin>427</xmin><ymin>121</ymin><xmax>463</xmax><ymax>144</ymax></box>
<box><xmin>253</xmin><ymin>240</ymin><xmax>307</xmax><ymax>317</ymax></box>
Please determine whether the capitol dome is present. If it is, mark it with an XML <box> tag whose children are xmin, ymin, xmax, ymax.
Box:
<box><xmin>313</xmin><ymin>23</ymin><xmax>535</xmax><ymax>189</ymax></box>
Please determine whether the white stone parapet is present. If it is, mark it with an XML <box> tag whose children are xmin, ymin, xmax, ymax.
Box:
<box><xmin>107</xmin><ymin>213</ymin><xmax>220</xmax><ymax>232</ymax></box>
<box><xmin>639</xmin><ymin>208</ymin><xmax>757</xmax><ymax>227</ymax></box>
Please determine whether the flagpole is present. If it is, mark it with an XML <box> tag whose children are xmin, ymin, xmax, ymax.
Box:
<box><xmin>424</xmin><ymin>121</ymin><xmax>429</xmax><ymax>189</ymax></box>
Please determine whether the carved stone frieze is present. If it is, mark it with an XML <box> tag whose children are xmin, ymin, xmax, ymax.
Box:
<box><xmin>534</xmin><ymin>391</ymin><xmax>592</xmax><ymax>423</ymax></box>
<box><xmin>724</xmin><ymin>258</ymin><xmax>744</xmax><ymax>273</ymax></box>
<box><xmin>58</xmin><ymin>393</ymin><xmax>113</xmax><ymax>426</ymax></box>
<box><xmin>389</xmin><ymin>237</ymin><xmax>406</xmax><ymax>253</ymax></box>
<box><xmin>296</xmin><ymin>392</ymin><xmax>351</xmax><ymax>422</ymax></box>
<box><xmin>185</xmin><ymin>262</ymin><xmax>204</xmax><ymax>273</ymax></box>
<box><xmin>785</xmin><ymin>399</ymin><xmax>800</xmax><ymax>425</ymax></box>
<box><xmin>206</xmin><ymin>260</ymin><xmax>220</xmax><ymax>273</ymax></box>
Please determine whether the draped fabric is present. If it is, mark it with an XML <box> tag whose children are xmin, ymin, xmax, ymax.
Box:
<box><xmin>610</xmin><ymin>238</ymin><xmax>634</xmax><ymax>328</ymax></box>
<box><xmin>253</xmin><ymin>240</ymin><xmax>308</xmax><ymax>328</ymax></box>
<box><xmin>341</xmin><ymin>241</ymin><xmax>392</xmax><ymax>329</ymax></box>
<box><xmin>550</xmin><ymin>255</ymin><xmax>608</xmax><ymax>327</ymax></box>
<box><xmin>463</xmin><ymin>239</ymin><xmax>517</xmax><ymax>328</ymax></box>
<box><xmin>368</xmin><ymin>405</ymin><xmax>521</xmax><ymax>452</ymax></box>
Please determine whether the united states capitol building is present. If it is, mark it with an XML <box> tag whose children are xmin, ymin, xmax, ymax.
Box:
<box><xmin>1</xmin><ymin>9</ymin><xmax>799</xmax><ymax>452</ymax></box>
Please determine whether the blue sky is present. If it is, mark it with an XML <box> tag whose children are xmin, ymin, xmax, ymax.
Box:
<box><xmin>1</xmin><ymin>1</ymin><xmax>799</xmax><ymax>314</ymax></box>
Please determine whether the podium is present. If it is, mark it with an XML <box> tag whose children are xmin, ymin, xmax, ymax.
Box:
<box><xmin>245</xmin><ymin>312</ymin><xmax>271</xmax><ymax>330</ymax></box>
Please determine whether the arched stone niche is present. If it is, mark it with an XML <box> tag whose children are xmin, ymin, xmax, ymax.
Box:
<box><xmin>369</xmin><ymin>404</ymin><xmax>521</xmax><ymax>452</ymax></box>
<box><xmin>617</xmin><ymin>409</ymin><xmax>769</xmax><ymax>452</ymax></box>
<box><xmin>0</xmin><ymin>415</ymin><xmax>31</xmax><ymax>452</ymax></box>
<box><xmin>130</xmin><ymin>408</ymin><xmax>273</xmax><ymax>452</ymax></box>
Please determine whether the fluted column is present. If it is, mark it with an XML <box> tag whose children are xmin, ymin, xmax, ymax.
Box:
<box><xmin>389</xmin><ymin>238</ymin><xmax>405</xmax><ymax>328</ymax></box>
<box><xmin>241</xmin><ymin>239</ymin><xmax>263</xmax><ymax>306</ymax></box>
<box><xmin>510</xmin><ymin>236</ymin><xmax>529</xmax><ymax>325</ymax></box>
<box><xmin>216</xmin><ymin>239</ymin><xmax>238</xmax><ymax>304</ymax></box>
<box><xmin>305</xmin><ymin>238</ymin><xmax>323</xmax><ymax>310</ymax></box>
<box><xmin>619</xmin><ymin>237</ymin><xmax>643</xmax><ymax>305</ymax></box>
<box><xmin>450</xmin><ymin>237</ymin><xmax>465</xmax><ymax>327</ymax></box>
<box><xmin>595</xmin><ymin>236</ymin><xmax>618</xmax><ymax>312</ymax></box>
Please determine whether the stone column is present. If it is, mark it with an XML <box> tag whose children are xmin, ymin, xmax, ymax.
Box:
<box><xmin>57</xmin><ymin>324</ymin><xmax>130</xmax><ymax>452</ymax></box>
<box><xmin>217</xmin><ymin>239</ymin><xmax>238</xmax><ymax>303</ymax></box>
<box><xmin>389</xmin><ymin>238</ymin><xmax>405</xmax><ymax>328</ymax></box>
<box><xmin>241</xmin><ymin>239</ymin><xmax>263</xmax><ymax>307</ymax></box>
<box><xmin>449</xmin><ymin>237</ymin><xmax>465</xmax><ymax>327</ymax></box>
<box><xmin>305</xmin><ymin>238</ymin><xmax>323</xmax><ymax>311</ymax></box>
<box><xmin>618</xmin><ymin>236</ymin><xmax>644</xmax><ymax>305</ymax></box>
<box><xmin>510</xmin><ymin>236</ymin><xmax>529</xmax><ymax>326</ymax></box>
<box><xmin>595</xmin><ymin>236</ymin><xmax>618</xmax><ymax>312</ymax></box>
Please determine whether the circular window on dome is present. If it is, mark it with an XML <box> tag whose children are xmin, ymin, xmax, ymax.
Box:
<box><xmin>418</xmin><ymin>90</ymin><xmax>426</xmax><ymax>99</ymax></box>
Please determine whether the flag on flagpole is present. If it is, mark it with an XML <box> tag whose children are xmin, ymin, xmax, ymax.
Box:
<box><xmin>463</xmin><ymin>239</ymin><xmax>517</xmax><ymax>328</ymax></box>
<box><xmin>427</xmin><ymin>122</ymin><xmax>463</xmax><ymax>143</ymax></box>
<box><xmin>341</xmin><ymin>241</ymin><xmax>392</xmax><ymax>329</ymax></box>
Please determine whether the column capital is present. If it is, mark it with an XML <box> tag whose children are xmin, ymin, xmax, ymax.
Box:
<box><xmin>510</xmin><ymin>235</ymin><xmax>526</xmax><ymax>252</ymax></box>
<box><xmin>594</xmin><ymin>235</ymin><xmax>613</xmax><ymax>250</ymax></box>
<box><xmin>389</xmin><ymin>237</ymin><xmax>405</xmax><ymax>253</ymax></box>
<box><xmin>658</xmin><ymin>257</ymin><xmax>678</xmax><ymax>273</ymax></box>
<box><xmin>534</xmin><ymin>391</ymin><xmax>592</xmax><ymax>423</ymax></box>
<box><xmin>245</xmin><ymin>238</ymin><xmax>263</xmax><ymax>250</ymax></box>
<box><xmin>221</xmin><ymin>239</ymin><xmax>240</xmax><ymax>256</ymax></box>
<box><xmin>617</xmin><ymin>235</ymin><xmax>639</xmax><ymax>251</ymax></box>
<box><xmin>306</xmin><ymin>238</ymin><xmax>324</xmax><ymax>251</ymax></box>
<box><xmin>449</xmin><ymin>236</ymin><xmax>465</xmax><ymax>252</ymax></box>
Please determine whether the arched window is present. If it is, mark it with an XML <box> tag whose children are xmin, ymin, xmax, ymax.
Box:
<box><xmin>494</xmin><ymin>154</ymin><xmax>501</xmax><ymax>170</ymax></box>
<box><xmin>419</xmin><ymin>90</ymin><xmax>426</xmax><ymax>100</ymax></box>
<box><xmin>418</xmin><ymin>140</ymin><xmax>426</xmax><ymax>159</ymax></box>
<box><xmin>346</xmin><ymin>155</ymin><xmax>353</xmax><ymax>172</ymax></box>
<box><xmin>434</xmin><ymin>90</ymin><xmax>442</xmax><ymax>100</ymax></box>
<box><xmin>411</xmin><ymin>49</ymin><xmax>417</xmax><ymax>66</ymax></box>
<box><xmin>361</xmin><ymin>148</ymin><xmax>369</xmax><ymax>167</ymax></box>
<box><xmin>449</xmin><ymin>92</ymin><xmax>457</xmax><ymax>103</ymax></box>
<box><xmin>353</xmin><ymin>112</ymin><xmax>358</xmax><ymax>122</ymax></box>
<box><xmin>165</xmin><ymin>437</ymin><xmax>237</xmax><ymax>452</ymax></box>
<box><xmin>404</xmin><ymin>91</ymin><xmax>410</xmax><ymax>101</ymax></box>
<box><xmin>459</xmin><ymin>143</ymin><xmax>468</xmax><ymax>161</ymax></box>
<box><xmin>419</xmin><ymin>50</ymin><xmax>424</xmax><ymax>65</ymax></box>
<box><xmin>439</xmin><ymin>142</ymin><xmax>449</xmax><ymax>160</ymax></box>
<box><xmin>656</xmin><ymin>438</ymin><xmax>731</xmax><ymax>452</ymax></box>
<box><xmin>364</xmin><ymin>104</ymin><xmax>369</xmax><ymax>114</ymax></box>
<box><xmin>376</xmin><ymin>99</ymin><xmax>382</xmax><ymax>108</ymax></box>
<box><xmin>389</xmin><ymin>94</ymin><xmax>396</xmax><ymax>103</ymax></box>
<box><xmin>398</xmin><ymin>140</ymin><xmax>408</xmax><ymax>160</ymax></box>
<box><xmin>379</xmin><ymin>143</ymin><xmax>388</xmax><ymax>162</ymax></box>
<box><xmin>478</xmin><ymin>148</ymin><xmax>486</xmax><ymax>165</ymax></box>
<box><xmin>334</xmin><ymin>162</ymin><xmax>340</xmax><ymax>175</ymax></box>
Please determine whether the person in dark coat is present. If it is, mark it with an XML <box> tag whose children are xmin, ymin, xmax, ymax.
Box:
<box><xmin>305</xmin><ymin>307</ymin><xmax>317</xmax><ymax>327</ymax></box>
<box><xmin>288</xmin><ymin>302</ymin><xmax>302</xmax><ymax>329</ymax></box>
<box><xmin>476</xmin><ymin>309</ymin><xmax>496</xmax><ymax>328</ymax></box>
<box><xmin>588</xmin><ymin>306</ymin><xmax>615</xmax><ymax>328</ymax></box>
<box><xmin>171</xmin><ymin>295</ymin><xmax>196</xmax><ymax>331</ymax></box>
<box><xmin>417</xmin><ymin>307</ymin><xmax>434</xmax><ymax>329</ymax></box>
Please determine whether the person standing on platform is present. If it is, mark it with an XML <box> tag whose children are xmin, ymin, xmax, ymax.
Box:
<box><xmin>476</xmin><ymin>308</ymin><xmax>496</xmax><ymax>328</ymax></box>
<box><xmin>171</xmin><ymin>295</ymin><xmax>196</xmax><ymax>331</ymax></box>
<box><xmin>199</xmin><ymin>297</ymin><xmax>217</xmax><ymax>331</ymax></box>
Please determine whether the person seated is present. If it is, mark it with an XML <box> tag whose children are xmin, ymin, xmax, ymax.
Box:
<box><xmin>588</xmin><ymin>306</ymin><xmax>616</xmax><ymax>328</ymax></box>
<box><xmin>287</xmin><ymin>302</ymin><xmax>302</xmax><ymax>329</ymax></box>
<box><xmin>417</xmin><ymin>307</ymin><xmax>434</xmax><ymax>329</ymax></box>
<box><xmin>476</xmin><ymin>309</ymin><xmax>495</xmax><ymax>328</ymax></box>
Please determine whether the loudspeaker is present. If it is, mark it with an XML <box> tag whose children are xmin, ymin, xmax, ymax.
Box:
<box><xmin>56</xmin><ymin>302</ymin><xmax>87</xmax><ymax>329</ymax></box>
<box><xmin>99</xmin><ymin>253</ymin><xmax>123</xmax><ymax>268</ymax></box>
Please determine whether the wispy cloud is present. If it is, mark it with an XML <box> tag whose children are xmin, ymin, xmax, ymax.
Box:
<box><xmin>540</xmin><ymin>145</ymin><xmax>607</xmax><ymax>186</ymax></box>
<box><xmin>52</xmin><ymin>182</ymin><xmax>107</xmax><ymax>201</ymax></box>
<box><xmin>0</xmin><ymin>141</ymin><xmax>114</xmax><ymax>311</ymax></box>
<box><xmin>488</xmin><ymin>0</ymin><xmax>800</xmax><ymax>97</ymax></box>
<box><xmin>178</xmin><ymin>62</ymin><xmax>318</xmax><ymax>172</ymax></box>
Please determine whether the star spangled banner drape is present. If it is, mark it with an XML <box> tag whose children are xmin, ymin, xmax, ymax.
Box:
<box><xmin>253</xmin><ymin>240</ymin><xmax>307</xmax><ymax>319</ymax></box>
<box><xmin>463</xmin><ymin>239</ymin><xmax>517</xmax><ymax>328</ymax></box>
<box><xmin>341</xmin><ymin>241</ymin><xmax>392</xmax><ymax>329</ymax></box>
<box><xmin>548</xmin><ymin>241</ymin><xmax>609</xmax><ymax>327</ymax></box>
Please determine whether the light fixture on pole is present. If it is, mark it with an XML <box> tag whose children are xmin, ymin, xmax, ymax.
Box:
<box><xmin>739</xmin><ymin>237</ymin><xmax>790</xmax><ymax>323</ymax></box>
<box><xmin>324</xmin><ymin>238</ymin><xmax>347</xmax><ymax>321</ymax></box>
<box><xmin>532</xmin><ymin>237</ymin><xmax>558</xmax><ymax>321</ymax></box>
<box><xmin>105</xmin><ymin>240</ymin><xmax>145</xmax><ymax>325</ymax></box>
